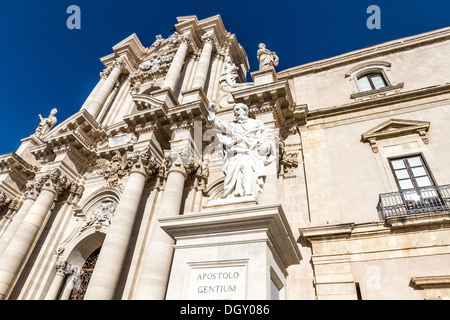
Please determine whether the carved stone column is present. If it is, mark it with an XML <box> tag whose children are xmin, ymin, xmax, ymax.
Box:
<box><xmin>191</xmin><ymin>31</ymin><xmax>215</xmax><ymax>89</ymax></box>
<box><xmin>86</xmin><ymin>58</ymin><xmax>125</xmax><ymax>119</ymax></box>
<box><xmin>83</xmin><ymin>149</ymin><xmax>158</xmax><ymax>300</ymax></box>
<box><xmin>0</xmin><ymin>182</ymin><xmax>39</xmax><ymax>258</ymax></box>
<box><xmin>163</xmin><ymin>35</ymin><xmax>191</xmax><ymax>92</ymax></box>
<box><xmin>134</xmin><ymin>127</ymin><xmax>196</xmax><ymax>300</ymax></box>
<box><xmin>0</xmin><ymin>170</ymin><xmax>69</xmax><ymax>300</ymax></box>
<box><xmin>59</xmin><ymin>267</ymin><xmax>82</xmax><ymax>300</ymax></box>
<box><xmin>45</xmin><ymin>260</ymin><xmax>68</xmax><ymax>300</ymax></box>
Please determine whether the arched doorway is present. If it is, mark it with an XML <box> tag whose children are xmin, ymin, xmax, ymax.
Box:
<box><xmin>69</xmin><ymin>246</ymin><xmax>102</xmax><ymax>300</ymax></box>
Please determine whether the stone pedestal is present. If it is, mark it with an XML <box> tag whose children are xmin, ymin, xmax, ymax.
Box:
<box><xmin>160</xmin><ymin>203</ymin><xmax>301</xmax><ymax>300</ymax></box>
<box><xmin>251</xmin><ymin>67</ymin><xmax>277</xmax><ymax>86</ymax></box>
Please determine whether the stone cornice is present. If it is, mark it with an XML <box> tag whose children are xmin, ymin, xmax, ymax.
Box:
<box><xmin>31</xmin><ymin>132</ymin><xmax>97</xmax><ymax>166</ymax></box>
<box><xmin>30</xmin><ymin>109</ymin><xmax>108</xmax><ymax>166</ymax></box>
<box><xmin>100</xmin><ymin>33</ymin><xmax>146</xmax><ymax>72</ymax></box>
<box><xmin>411</xmin><ymin>275</ymin><xmax>450</xmax><ymax>287</ymax></box>
<box><xmin>175</xmin><ymin>15</ymin><xmax>249</xmax><ymax>73</ymax></box>
<box><xmin>278</xmin><ymin>27</ymin><xmax>450</xmax><ymax>79</ymax></box>
<box><xmin>299</xmin><ymin>211</ymin><xmax>450</xmax><ymax>245</ymax></box>
<box><xmin>307</xmin><ymin>83</ymin><xmax>450</xmax><ymax>122</ymax></box>
<box><xmin>231</xmin><ymin>79</ymin><xmax>306</xmax><ymax>129</ymax></box>
<box><xmin>232</xmin><ymin>79</ymin><xmax>292</xmax><ymax>106</ymax></box>
<box><xmin>0</xmin><ymin>152</ymin><xmax>37</xmax><ymax>181</ymax></box>
<box><xmin>46</xmin><ymin>109</ymin><xmax>105</xmax><ymax>145</ymax></box>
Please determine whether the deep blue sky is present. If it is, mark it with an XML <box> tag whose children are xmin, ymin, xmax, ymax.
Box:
<box><xmin>0</xmin><ymin>0</ymin><xmax>448</xmax><ymax>155</ymax></box>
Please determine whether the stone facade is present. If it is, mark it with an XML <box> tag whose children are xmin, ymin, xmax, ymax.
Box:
<box><xmin>0</xmin><ymin>15</ymin><xmax>449</xmax><ymax>300</ymax></box>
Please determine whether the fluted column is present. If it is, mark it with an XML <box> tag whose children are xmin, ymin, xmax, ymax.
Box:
<box><xmin>84</xmin><ymin>150</ymin><xmax>157</xmax><ymax>300</ymax></box>
<box><xmin>163</xmin><ymin>35</ymin><xmax>191</xmax><ymax>92</ymax></box>
<box><xmin>191</xmin><ymin>31</ymin><xmax>215</xmax><ymax>89</ymax></box>
<box><xmin>134</xmin><ymin>129</ymin><xmax>194</xmax><ymax>299</ymax></box>
<box><xmin>0</xmin><ymin>171</ymin><xmax>67</xmax><ymax>300</ymax></box>
<box><xmin>86</xmin><ymin>58</ymin><xmax>124</xmax><ymax>119</ymax></box>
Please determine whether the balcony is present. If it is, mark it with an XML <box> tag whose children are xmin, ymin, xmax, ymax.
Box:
<box><xmin>377</xmin><ymin>185</ymin><xmax>450</xmax><ymax>218</ymax></box>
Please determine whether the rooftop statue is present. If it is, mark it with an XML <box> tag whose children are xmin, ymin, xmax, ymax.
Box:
<box><xmin>257</xmin><ymin>43</ymin><xmax>279</xmax><ymax>70</ymax></box>
<box><xmin>34</xmin><ymin>108</ymin><xmax>57</xmax><ymax>139</ymax></box>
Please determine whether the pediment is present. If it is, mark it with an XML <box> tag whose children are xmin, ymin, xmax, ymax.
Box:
<box><xmin>361</xmin><ymin>119</ymin><xmax>430</xmax><ymax>152</ymax></box>
<box><xmin>362</xmin><ymin>119</ymin><xmax>430</xmax><ymax>141</ymax></box>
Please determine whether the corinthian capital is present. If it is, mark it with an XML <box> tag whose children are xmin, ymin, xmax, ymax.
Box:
<box><xmin>39</xmin><ymin>169</ymin><xmax>72</xmax><ymax>195</ymax></box>
<box><xmin>125</xmin><ymin>148</ymin><xmax>160</xmax><ymax>179</ymax></box>
<box><xmin>180</xmin><ymin>33</ymin><xmax>193</xmax><ymax>46</ymax></box>
<box><xmin>201</xmin><ymin>30</ymin><xmax>217</xmax><ymax>45</ymax></box>
<box><xmin>55</xmin><ymin>260</ymin><xmax>68</xmax><ymax>276</ymax></box>
<box><xmin>112</xmin><ymin>57</ymin><xmax>126</xmax><ymax>70</ymax></box>
<box><xmin>164</xmin><ymin>147</ymin><xmax>197</xmax><ymax>178</ymax></box>
<box><xmin>100</xmin><ymin>66</ymin><xmax>113</xmax><ymax>79</ymax></box>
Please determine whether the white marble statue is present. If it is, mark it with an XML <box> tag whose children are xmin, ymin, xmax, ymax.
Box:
<box><xmin>257</xmin><ymin>43</ymin><xmax>279</xmax><ymax>70</ymax></box>
<box><xmin>208</xmin><ymin>101</ymin><xmax>277</xmax><ymax>198</ymax></box>
<box><xmin>34</xmin><ymin>108</ymin><xmax>57</xmax><ymax>138</ymax></box>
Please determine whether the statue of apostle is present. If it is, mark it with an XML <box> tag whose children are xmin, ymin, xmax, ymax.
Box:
<box><xmin>207</xmin><ymin>101</ymin><xmax>277</xmax><ymax>199</ymax></box>
<box><xmin>257</xmin><ymin>43</ymin><xmax>279</xmax><ymax>70</ymax></box>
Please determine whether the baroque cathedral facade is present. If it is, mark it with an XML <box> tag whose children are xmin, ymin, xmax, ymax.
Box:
<box><xmin>0</xmin><ymin>15</ymin><xmax>449</xmax><ymax>300</ymax></box>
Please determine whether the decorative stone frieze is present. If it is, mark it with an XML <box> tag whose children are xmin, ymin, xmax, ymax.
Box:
<box><xmin>79</xmin><ymin>200</ymin><xmax>117</xmax><ymax>232</ymax></box>
<box><xmin>97</xmin><ymin>147</ymin><xmax>160</xmax><ymax>189</ymax></box>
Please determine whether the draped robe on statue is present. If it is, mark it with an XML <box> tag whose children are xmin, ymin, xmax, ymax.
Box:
<box><xmin>209</xmin><ymin>114</ymin><xmax>277</xmax><ymax>199</ymax></box>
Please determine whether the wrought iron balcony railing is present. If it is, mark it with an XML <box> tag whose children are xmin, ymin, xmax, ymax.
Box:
<box><xmin>377</xmin><ymin>184</ymin><xmax>450</xmax><ymax>218</ymax></box>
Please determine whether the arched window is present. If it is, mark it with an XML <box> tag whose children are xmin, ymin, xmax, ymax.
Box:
<box><xmin>345</xmin><ymin>60</ymin><xmax>404</xmax><ymax>99</ymax></box>
<box><xmin>357</xmin><ymin>72</ymin><xmax>387</xmax><ymax>92</ymax></box>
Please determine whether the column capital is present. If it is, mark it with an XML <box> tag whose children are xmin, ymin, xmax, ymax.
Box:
<box><xmin>201</xmin><ymin>30</ymin><xmax>218</xmax><ymax>46</ymax></box>
<box><xmin>180</xmin><ymin>33</ymin><xmax>194</xmax><ymax>47</ymax></box>
<box><xmin>99</xmin><ymin>66</ymin><xmax>112</xmax><ymax>79</ymax></box>
<box><xmin>40</xmin><ymin>169</ymin><xmax>73</xmax><ymax>194</ymax></box>
<box><xmin>163</xmin><ymin>146</ymin><xmax>198</xmax><ymax>179</ymax></box>
<box><xmin>124</xmin><ymin>147</ymin><xmax>160</xmax><ymax>179</ymax></box>
<box><xmin>112</xmin><ymin>57</ymin><xmax>126</xmax><ymax>71</ymax></box>
<box><xmin>55</xmin><ymin>260</ymin><xmax>69</xmax><ymax>277</ymax></box>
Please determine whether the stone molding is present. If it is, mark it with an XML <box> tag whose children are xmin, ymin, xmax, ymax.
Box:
<box><xmin>361</xmin><ymin>118</ymin><xmax>431</xmax><ymax>153</ymax></box>
<box><xmin>411</xmin><ymin>275</ymin><xmax>450</xmax><ymax>300</ymax></box>
<box><xmin>159</xmin><ymin>203</ymin><xmax>302</xmax><ymax>271</ymax></box>
<box><xmin>0</xmin><ymin>152</ymin><xmax>37</xmax><ymax>187</ymax></box>
<box><xmin>307</xmin><ymin>83</ymin><xmax>450</xmax><ymax>128</ymax></box>
<box><xmin>299</xmin><ymin>211</ymin><xmax>450</xmax><ymax>261</ymax></box>
<box><xmin>350</xmin><ymin>82</ymin><xmax>404</xmax><ymax>100</ymax></box>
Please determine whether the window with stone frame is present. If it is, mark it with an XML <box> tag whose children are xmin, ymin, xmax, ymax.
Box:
<box><xmin>389</xmin><ymin>155</ymin><xmax>435</xmax><ymax>191</ymax></box>
<box><xmin>388</xmin><ymin>154</ymin><xmax>441</xmax><ymax>207</ymax></box>
<box><xmin>357</xmin><ymin>72</ymin><xmax>387</xmax><ymax>92</ymax></box>
<box><xmin>346</xmin><ymin>61</ymin><xmax>405</xmax><ymax>100</ymax></box>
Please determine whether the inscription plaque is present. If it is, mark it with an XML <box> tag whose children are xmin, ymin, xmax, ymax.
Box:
<box><xmin>187</xmin><ymin>264</ymin><xmax>247</xmax><ymax>300</ymax></box>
